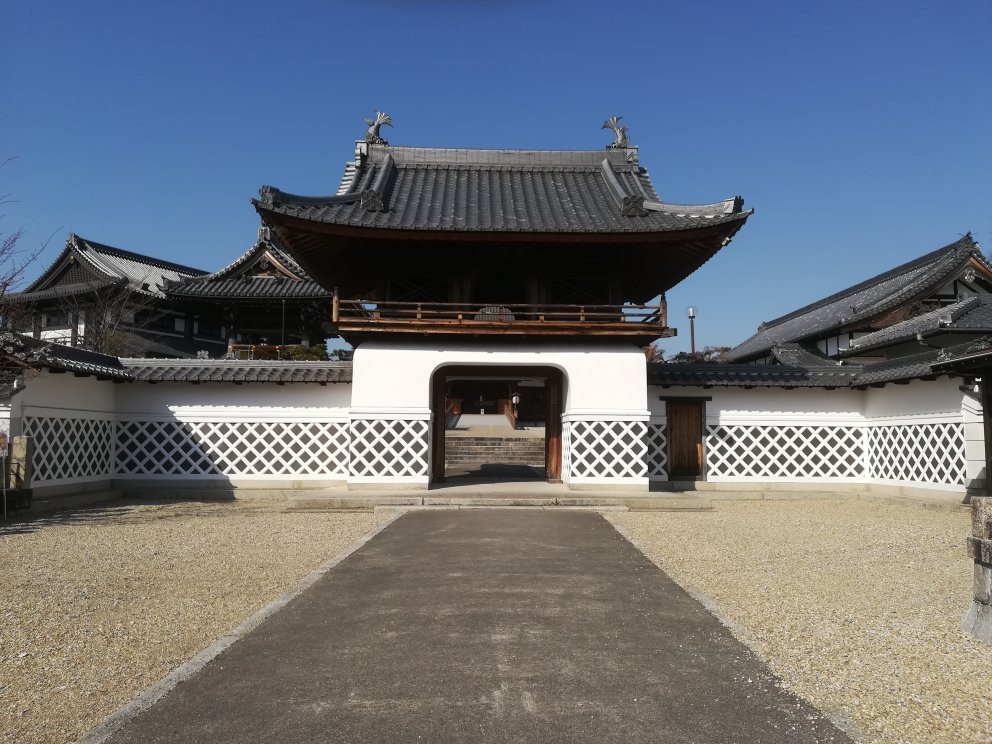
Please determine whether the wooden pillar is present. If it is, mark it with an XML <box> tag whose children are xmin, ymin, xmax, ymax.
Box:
<box><xmin>430</xmin><ymin>370</ymin><xmax>447</xmax><ymax>483</ymax></box>
<box><xmin>546</xmin><ymin>372</ymin><xmax>562</xmax><ymax>482</ymax></box>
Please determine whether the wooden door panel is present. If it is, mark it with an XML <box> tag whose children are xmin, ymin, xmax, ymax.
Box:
<box><xmin>545</xmin><ymin>373</ymin><xmax>562</xmax><ymax>481</ymax></box>
<box><xmin>668</xmin><ymin>401</ymin><xmax>702</xmax><ymax>477</ymax></box>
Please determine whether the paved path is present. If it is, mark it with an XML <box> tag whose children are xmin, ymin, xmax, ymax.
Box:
<box><xmin>106</xmin><ymin>511</ymin><xmax>847</xmax><ymax>743</ymax></box>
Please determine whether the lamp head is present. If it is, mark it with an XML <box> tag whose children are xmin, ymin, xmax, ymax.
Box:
<box><xmin>686</xmin><ymin>305</ymin><xmax>697</xmax><ymax>319</ymax></box>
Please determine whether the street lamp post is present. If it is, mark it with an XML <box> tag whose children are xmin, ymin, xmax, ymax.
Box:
<box><xmin>686</xmin><ymin>306</ymin><xmax>697</xmax><ymax>355</ymax></box>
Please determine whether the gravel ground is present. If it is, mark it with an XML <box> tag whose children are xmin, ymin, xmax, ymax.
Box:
<box><xmin>0</xmin><ymin>499</ymin><xmax>389</xmax><ymax>744</ymax></box>
<box><xmin>608</xmin><ymin>499</ymin><xmax>992</xmax><ymax>744</ymax></box>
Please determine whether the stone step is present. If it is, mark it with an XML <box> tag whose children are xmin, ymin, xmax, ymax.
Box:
<box><xmin>446</xmin><ymin>457</ymin><xmax>545</xmax><ymax>465</ymax></box>
<box><xmin>286</xmin><ymin>494</ymin><xmax>421</xmax><ymax>511</ymax></box>
<box><xmin>283</xmin><ymin>492</ymin><xmax>711</xmax><ymax>511</ymax></box>
<box><xmin>446</xmin><ymin>444</ymin><xmax>545</xmax><ymax>451</ymax></box>
<box><xmin>445</xmin><ymin>437</ymin><xmax>546</xmax><ymax>444</ymax></box>
<box><xmin>446</xmin><ymin>436</ymin><xmax>546</xmax><ymax>466</ymax></box>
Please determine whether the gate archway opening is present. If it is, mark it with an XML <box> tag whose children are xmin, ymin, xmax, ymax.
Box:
<box><xmin>430</xmin><ymin>365</ymin><xmax>565</xmax><ymax>485</ymax></box>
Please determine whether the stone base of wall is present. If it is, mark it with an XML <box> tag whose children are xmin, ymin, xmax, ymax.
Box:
<box><xmin>30</xmin><ymin>479</ymin><xmax>114</xmax><ymax>499</ymax></box>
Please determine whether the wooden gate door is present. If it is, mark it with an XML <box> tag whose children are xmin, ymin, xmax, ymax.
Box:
<box><xmin>545</xmin><ymin>372</ymin><xmax>562</xmax><ymax>482</ymax></box>
<box><xmin>667</xmin><ymin>400</ymin><xmax>703</xmax><ymax>478</ymax></box>
<box><xmin>430</xmin><ymin>370</ymin><xmax>447</xmax><ymax>483</ymax></box>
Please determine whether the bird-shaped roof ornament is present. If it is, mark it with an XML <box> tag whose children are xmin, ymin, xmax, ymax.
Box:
<box><xmin>602</xmin><ymin>116</ymin><xmax>630</xmax><ymax>149</ymax></box>
<box><xmin>364</xmin><ymin>111</ymin><xmax>392</xmax><ymax>145</ymax></box>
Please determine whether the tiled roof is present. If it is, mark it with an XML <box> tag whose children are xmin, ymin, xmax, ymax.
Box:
<box><xmin>254</xmin><ymin>143</ymin><xmax>751</xmax><ymax>235</ymax></box>
<box><xmin>8</xmin><ymin>279</ymin><xmax>118</xmax><ymax>302</ymax></box>
<box><xmin>0</xmin><ymin>332</ymin><xmax>132</xmax><ymax>380</ymax></box>
<box><xmin>848</xmin><ymin>352</ymin><xmax>943</xmax><ymax>385</ymax></box>
<box><xmin>843</xmin><ymin>295</ymin><xmax>992</xmax><ymax>355</ymax></box>
<box><xmin>119</xmin><ymin>358</ymin><xmax>352</xmax><ymax>383</ymax></box>
<box><xmin>769</xmin><ymin>343</ymin><xmax>834</xmax><ymax>367</ymax></box>
<box><xmin>723</xmin><ymin>235</ymin><xmax>986</xmax><ymax>362</ymax></box>
<box><xmin>17</xmin><ymin>234</ymin><xmax>207</xmax><ymax>300</ymax></box>
<box><xmin>850</xmin><ymin>336</ymin><xmax>992</xmax><ymax>384</ymax></box>
<box><xmin>648</xmin><ymin>361</ymin><xmax>861</xmax><ymax>388</ymax></box>
<box><xmin>163</xmin><ymin>229</ymin><xmax>333</xmax><ymax>302</ymax></box>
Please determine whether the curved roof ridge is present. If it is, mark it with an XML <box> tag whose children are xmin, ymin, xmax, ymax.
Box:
<box><xmin>19</xmin><ymin>238</ymin><xmax>94</xmax><ymax>292</ymax></box>
<box><xmin>73</xmin><ymin>235</ymin><xmax>207</xmax><ymax>276</ymax></box>
<box><xmin>119</xmin><ymin>358</ymin><xmax>350</xmax><ymax>368</ymax></box>
<box><xmin>177</xmin><ymin>237</ymin><xmax>269</xmax><ymax>284</ymax></box>
<box><xmin>843</xmin><ymin>295</ymin><xmax>989</xmax><ymax>354</ymax></box>
<box><xmin>760</xmin><ymin>234</ymin><xmax>977</xmax><ymax>330</ymax></box>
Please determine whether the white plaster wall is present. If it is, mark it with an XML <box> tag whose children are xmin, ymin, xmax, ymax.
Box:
<box><xmin>864</xmin><ymin>377</ymin><xmax>970</xmax><ymax>494</ymax></box>
<box><xmin>864</xmin><ymin>377</ymin><xmax>964</xmax><ymax>420</ymax></box>
<box><xmin>14</xmin><ymin>371</ymin><xmax>116</xmax><ymax>420</ymax></box>
<box><xmin>962</xmin><ymin>391</ymin><xmax>985</xmax><ymax>493</ymax></box>
<box><xmin>114</xmin><ymin>382</ymin><xmax>351</xmax><ymax>420</ymax></box>
<box><xmin>12</xmin><ymin>371</ymin><xmax>118</xmax><ymax>491</ymax></box>
<box><xmin>352</xmin><ymin>341</ymin><xmax>649</xmax><ymax>488</ymax></box>
<box><xmin>353</xmin><ymin>340</ymin><xmax>648</xmax><ymax>416</ymax></box>
<box><xmin>648</xmin><ymin>386</ymin><xmax>865</xmax><ymax>424</ymax></box>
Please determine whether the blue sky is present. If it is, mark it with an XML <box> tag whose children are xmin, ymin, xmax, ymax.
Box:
<box><xmin>2</xmin><ymin>0</ymin><xmax>989</xmax><ymax>354</ymax></box>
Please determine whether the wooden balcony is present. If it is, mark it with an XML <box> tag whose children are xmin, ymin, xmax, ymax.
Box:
<box><xmin>330</xmin><ymin>298</ymin><xmax>672</xmax><ymax>342</ymax></box>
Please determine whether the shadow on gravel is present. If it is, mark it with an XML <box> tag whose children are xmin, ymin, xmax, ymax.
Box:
<box><xmin>0</xmin><ymin>497</ymin><xmax>258</xmax><ymax>537</ymax></box>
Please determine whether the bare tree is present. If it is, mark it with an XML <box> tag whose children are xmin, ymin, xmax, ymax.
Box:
<box><xmin>0</xmin><ymin>158</ymin><xmax>46</xmax><ymax>332</ymax></box>
<box><xmin>642</xmin><ymin>342</ymin><xmax>665</xmax><ymax>362</ymax></box>
<box><xmin>53</xmin><ymin>277</ymin><xmax>167</xmax><ymax>356</ymax></box>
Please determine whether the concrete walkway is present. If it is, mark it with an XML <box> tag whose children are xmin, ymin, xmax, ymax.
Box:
<box><xmin>104</xmin><ymin>511</ymin><xmax>847</xmax><ymax>743</ymax></box>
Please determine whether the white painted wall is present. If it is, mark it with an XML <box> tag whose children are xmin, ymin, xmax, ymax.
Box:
<box><xmin>9</xmin><ymin>359</ymin><xmax>979</xmax><ymax>499</ymax></box>
<box><xmin>14</xmin><ymin>371</ymin><xmax>117</xmax><ymax>422</ymax></box>
<box><xmin>353</xmin><ymin>340</ymin><xmax>648</xmax><ymax>416</ymax></box>
<box><xmin>647</xmin><ymin>379</ymin><xmax>974</xmax><ymax>497</ymax></box>
<box><xmin>864</xmin><ymin>378</ymin><xmax>964</xmax><ymax>420</ymax></box>
<box><xmin>11</xmin><ymin>371</ymin><xmax>118</xmax><ymax>492</ymax></box>
<box><xmin>114</xmin><ymin>382</ymin><xmax>351</xmax><ymax>419</ymax></box>
<box><xmin>352</xmin><ymin>340</ymin><xmax>650</xmax><ymax>487</ymax></box>
<box><xmin>649</xmin><ymin>386</ymin><xmax>865</xmax><ymax>424</ymax></box>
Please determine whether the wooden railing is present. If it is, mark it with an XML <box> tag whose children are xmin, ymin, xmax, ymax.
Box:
<box><xmin>444</xmin><ymin>398</ymin><xmax>461</xmax><ymax>429</ymax></box>
<box><xmin>502</xmin><ymin>398</ymin><xmax>518</xmax><ymax>430</ymax></box>
<box><xmin>332</xmin><ymin>300</ymin><xmax>667</xmax><ymax>336</ymax></box>
<box><xmin>226</xmin><ymin>344</ymin><xmax>288</xmax><ymax>360</ymax></box>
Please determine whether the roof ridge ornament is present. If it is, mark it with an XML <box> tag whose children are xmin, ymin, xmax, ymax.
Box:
<box><xmin>364</xmin><ymin>111</ymin><xmax>392</xmax><ymax>145</ymax></box>
<box><xmin>602</xmin><ymin>116</ymin><xmax>630</xmax><ymax>149</ymax></box>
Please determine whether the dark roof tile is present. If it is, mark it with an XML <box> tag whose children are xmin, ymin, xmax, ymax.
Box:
<box><xmin>724</xmin><ymin>235</ymin><xmax>986</xmax><ymax>362</ymax></box>
<box><xmin>120</xmin><ymin>358</ymin><xmax>352</xmax><ymax>383</ymax></box>
<box><xmin>648</xmin><ymin>361</ymin><xmax>860</xmax><ymax>388</ymax></box>
<box><xmin>0</xmin><ymin>332</ymin><xmax>132</xmax><ymax>380</ymax></box>
<box><xmin>163</xmin><ymin>229</ymin><xmax>332</xmax><ymax>302</ymax></box>
<box><xmin>254</xmin><ymin>144</ymin><xmax>750</xmax><ymax>235</ymax></box>
<box><xmin>17</xmin><ymin>234</ymin><xmax>207</xmax><ymax>300</ymax></box>
<box><xmin>842</xmin><ymin>295</ymin><xmax>992</xmax><ymax>355</ymax></box>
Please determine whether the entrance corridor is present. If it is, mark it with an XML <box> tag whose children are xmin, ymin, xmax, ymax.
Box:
<box><xmin>102</xmin><ymin>510</ymin><xmax>848</xmax><ymax>744</ymax></box>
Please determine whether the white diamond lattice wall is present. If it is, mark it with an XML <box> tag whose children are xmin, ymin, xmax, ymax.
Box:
<box><xmin>115</xmin><ymin>420</ymin><xmax>349</xmax><ymax>476</ymax></box>
<box><xmin>567</xmin><ymin>420</ymin><xmax>648</xmax><ymax>478</ymax></box>
<box><xmin>706</xmin><ymin>424</ymin><xmax>865</xmax><ymax>478</ymax></box>
<box><xmin>25</xmin><ymin>416</ymin><xmax>114</xmax><ymax>482</ymax></box>
<box><xmin>867</xmin><ymin>423</ymin><xmax>967</xmax><ymax>485</ymax></box>
<box><xmin>645</xmin><ymin>422</ymin><xmax>668</xmax><ymax>479</ymax></box>
<box><xmin>349</xmin><ymin>419</ymin><xmax>429</xmax><ymax>477</ymax></box>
